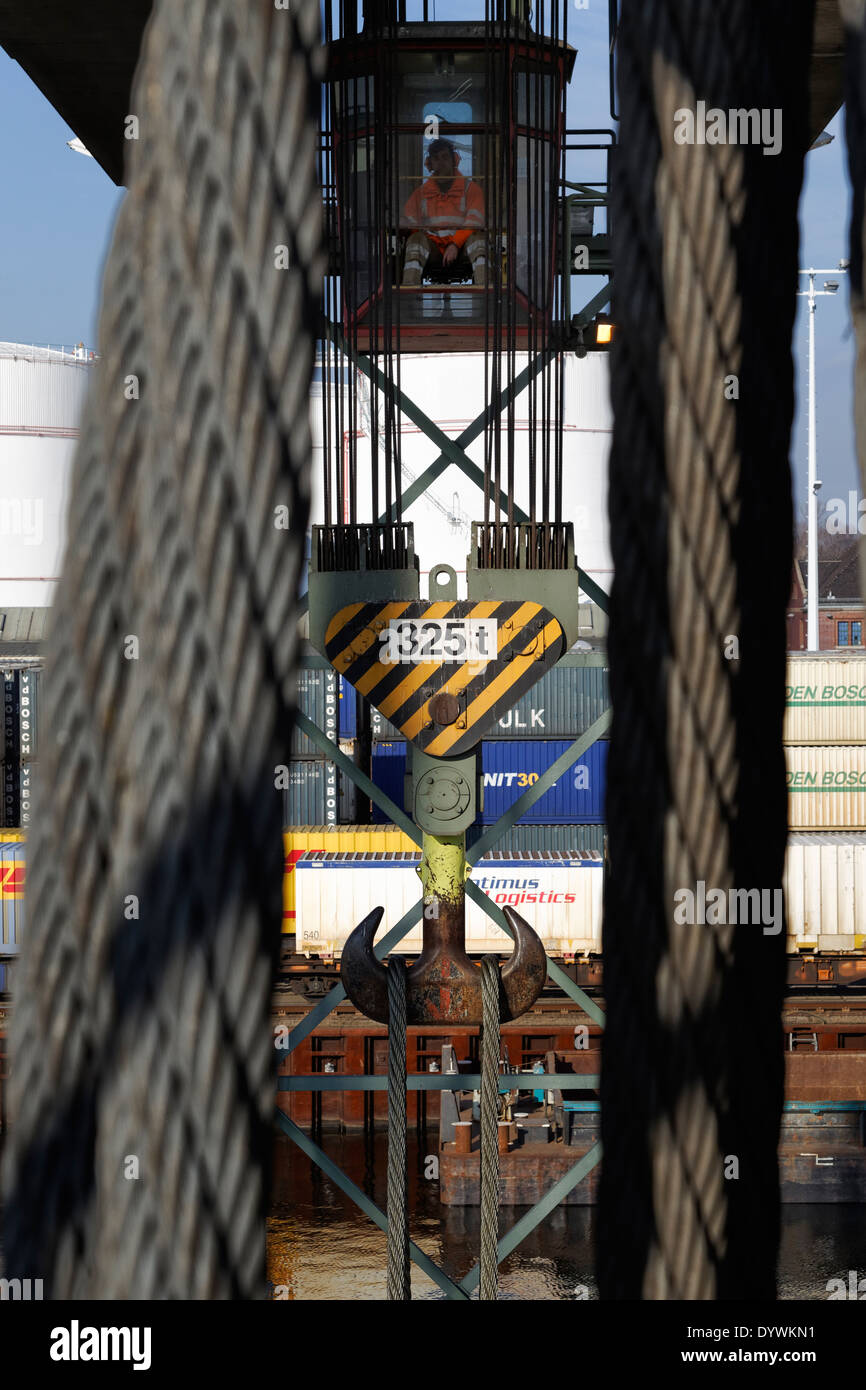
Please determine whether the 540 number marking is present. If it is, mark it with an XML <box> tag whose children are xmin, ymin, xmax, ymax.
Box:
<box><xmin>380</xmin><ymin>618</ymin><xmax>498</xmax><ymax>664</ymax></box>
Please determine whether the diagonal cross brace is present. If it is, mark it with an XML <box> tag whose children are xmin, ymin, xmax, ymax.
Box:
<box><xmin>459</xmin><ymin>1142</ymin><xmax>603</xmax><ymax>1294</ymax></box>
<box><xmin>274</xmin><ymin>1116</ymin><xmax>601</xmax><ymax>1301</ymax></box>
<box><xmin>325</xmin><ymin>319</ymin><xmax>542</xmax><ymax>524</ymax></box>
<box><xmin>275</xmin><ymin>1112</ymin><xmax>470</xmax><ymax>1300</ymax></box>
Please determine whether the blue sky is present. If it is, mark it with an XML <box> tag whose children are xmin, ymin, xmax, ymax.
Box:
<box><xmin>0</xmin><ymin>9</ymin><xmax>857</xmax><ymax>513</ymax></box>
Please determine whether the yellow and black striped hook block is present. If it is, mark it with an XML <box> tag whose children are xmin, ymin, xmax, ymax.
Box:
<box><xmin>323</xmin><ymin>575</ymin><xmax>566</xmax><ymax>758</ymax></box>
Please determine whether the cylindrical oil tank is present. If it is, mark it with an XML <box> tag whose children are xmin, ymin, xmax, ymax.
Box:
<box><xmin>309</xmin><ymin>352</ymin><xmax>612</xmax><ymax>598</ymax></box>
<box><xmin>786</xmin><ymin>746</ymin><xmax>866</xmax><ymax>830</ymax></box>
<box><xmin>785</xmin><ymin>655</ymin><xmax>866</xmax><ymax>743</ymax></box>
<box><xmin>0</xmin><ymin>342</ymin><xmax>93</xmax><ymax>609</ymax></box>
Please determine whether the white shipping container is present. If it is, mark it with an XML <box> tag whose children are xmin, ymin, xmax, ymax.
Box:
<box><xmin>295</xmin><ymin>852</ymin><xmax>604</xmax><ymax>957</ymax></box>
<box><xmin>789</xmin><ymin>656</ymin><xmax>866</xmax><ymax>745</ymax></box>
<box><xmin>295</xmin><ymin>840</ymin><xmax>866</xmax><ymax>959</ymax></box>
<box><xmin>785</xmin><ymin>657</ymin><xmax>866</xmax><ymax>744</ymax></box>
<box><xmin>784</xmin><ymin>834</ymin><xmax>866</xmax><ymax>950</ymax></box>
<box><xmin>786</xmin><ymin>746</ymin><xmax>866</xmax><ymax>830</ymax></box>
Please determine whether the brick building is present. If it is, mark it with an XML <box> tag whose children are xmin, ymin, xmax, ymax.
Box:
<box><xmin>788</xmin><ymin>551</ymin><xmax>865</xmax><ymax>650</ymax></box>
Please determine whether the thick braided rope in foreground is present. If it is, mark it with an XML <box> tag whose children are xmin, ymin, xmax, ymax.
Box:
<box><xmin>1</xmin><ymin>0</ymin><xmax>323</xmax><ymax>1297</ymax></box>
<box><xmin>600</xmin><ymin>0</ymin><xmax>812</xmax><ymax>1298</ymax></box>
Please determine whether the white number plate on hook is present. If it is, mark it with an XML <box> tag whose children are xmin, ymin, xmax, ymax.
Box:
<box><xmin>379</xmin><ymin>618</ymin><xmax>498</xmax><ymax>664</ymax></box>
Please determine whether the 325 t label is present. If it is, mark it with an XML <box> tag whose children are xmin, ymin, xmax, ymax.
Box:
<box><xmin>380</xmin><ymin>618</ymin><xmax>498</xmax><ymax>664</ymax></box>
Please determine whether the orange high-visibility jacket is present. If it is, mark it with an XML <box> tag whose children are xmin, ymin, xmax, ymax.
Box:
<box><xmin>401</xmin><ymin>175</ymin><xmax>484</xmax><ymax>251</ymax></box>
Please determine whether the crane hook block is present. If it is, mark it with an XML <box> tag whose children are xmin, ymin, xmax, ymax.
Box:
<box><xmin>324</xmin><ymin>598</ymin><xmax>565</xmax><ymax>757</ymax></box>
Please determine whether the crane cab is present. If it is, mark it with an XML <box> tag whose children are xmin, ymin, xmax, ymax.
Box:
<box><xmin>326</xmin><ymin>22</ymin><xmax>575</xmax><ymax>352</ymax></box>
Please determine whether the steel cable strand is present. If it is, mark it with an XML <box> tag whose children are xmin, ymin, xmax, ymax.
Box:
<box><xmin>386</xmin><ymin>958</ymin><xmax>410</xmax><ymax>1300</ymax></box>
<box><xmin>479</xmin><ymin>954</ymin><xmax>500</xmax><ymax>1301</ymax></box>
<box><xmin>1</xmin><ymin>0</ymin><xmax>323</xmax><ymax>1298</ymax></box>
<box><xmin>600</xmin><ymin>0</ymin><xmax>811</xmax><ymax>1300</ymax></box>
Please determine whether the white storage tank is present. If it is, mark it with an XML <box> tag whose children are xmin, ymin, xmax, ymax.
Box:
<box><xmin>309</xmin><ymin>351</ymin><xmax>613</xmax><ymax>602</ymax></box>
<box><xmin>0</xmin><ymin>342</ymin><xmax>93</xmax><ymax>609</ymax></box>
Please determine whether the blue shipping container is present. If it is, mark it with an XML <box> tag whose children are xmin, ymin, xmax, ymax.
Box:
<box><xmin>370</xmin><ymin>739</ymin><xmax>607</xmax><ymax>825</ymax></box>
<box><xmin>338</xmin><ymin>676</ymin><xmax>357</xmax><ymax>740</ymax></box>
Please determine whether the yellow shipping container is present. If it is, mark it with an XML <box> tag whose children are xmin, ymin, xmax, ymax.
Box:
<box><xmin>785</xmin><ymin>656</ymin><xmax>866</xmax><ymax>744</ymax></box>
<box><xmin>282</xmin><ymin>825</ymin><xmax>416</xmax><ymax>931</ymax></box>
<box><xmin>786</xmin><ymin>746</ymin><xmax>866</xmax><ymax>830</ymax></box>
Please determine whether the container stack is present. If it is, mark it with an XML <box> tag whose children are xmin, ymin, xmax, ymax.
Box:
<box><xmin>784</xmin><ymin>654</ymin><xmax>866</xmax><ymax>830</ymax></box>
<box><xmin>367</xmin><ymin>657</ymin><xmax>611</xmax><ymax>853</ymax></box>
<box><xmin>2</xmin><ymin>668</ymin><xmax>37</xmax><ymax>830</ymax></box>
<box><xmin>285</xmin><ymin>668</ymin><xmax>358</xmax><ymax>826</ymax></box>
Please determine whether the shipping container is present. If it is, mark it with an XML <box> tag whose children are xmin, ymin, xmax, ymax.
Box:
<box><xmin>1</xmin><ymin>669</ymin><xmax>40</xmax><ymax>826</ymax></box>
<box><xmin>18</xmin><ymin>763</ymin><xmax>32</xmax><ymax>827</ymax></box>
<box><xmin>1</xmin><ymin>761</ymin><xmax>20</xmax><ymax>829</ymax></box>
<box><xmin>785</xmin><ymin>656</ymin><xmax>866</xmax><ymax>744</ymax></box>
<box><xmin>466</xmin><ymin>823</ymin><xmax>606</xmax><ymax>854</ymax></box>
<box><xmin>294</xmin><ymin>851</ymin><xmax>604</xmax><ymax>957</ymax></box>
<box><xmin>302</xmin><ymin>651</ymin><xmax>866</xmax><ymax>750</ymax></box>
<box><xmin>369</xmin><ymin>741</ymin><xmax>407</xmax><ymax>819</ymax></box>
<box><xmin>368</xmin><ymin>738</ymin><xmax>608</xmax><ymax>825</ymax></box>
<box><xmin>283</xmin><ymin>759</ymin><xmax>339</xmax><ymax>826</ymax></box>
<box><xmin>785</xmin><ymin>834</ymin><xmax>866</xmax><ymax>950</ymax></box>
<box><xmin>480</xmin><ymin>664</ymin><xmax>610</xmax><ymax>739</ymax></box>
<box><xmin>289</xmin><ymin>670</ymin><xmax>359</xmax><ymax>752</ymax></box>
<box><xmin>0</xmin><ymin>839</ymin><xmax>24</xmax><ymax>960</ymax></box>
<box><xmin>338</xmin><ymin>676</ymin><xmax>357</xmax><ymax>740</ymax></box>
<box><xmin>2</xmin><ymin>671</ymin><xmax>20</xmax><ymax>767</ymax></box>
<box><xmin>290</xmin><ymin>669</ymin><xmax>339</xmax><ymax>755</ymax></box>
<box><xmin>291</xmin><ymin>836</ymin><xmax>866</xmax><ymax>960</ymax></box>
<box><xmin>18</xmin><ymin>667</ymin><xmax>38</xmax><ymax>761</ymax></box>
<box><xmin>369</xmin><ymin>660</ymin><xmax>610</xmax><ymax>741</ymax></box>
<box><xmin>786</xmin><ymin>746</ymin><xmax>866</xmax><ymax>830</ymax></box>
<box><xmin>481</xmin><ymin>740</ymin><xmax>607</xmax><ymax>824</ymax></box>
<box><xmin>282</xmin><ymin>824</ymin><xmax>418</xmax><ymax>930</ymax></box>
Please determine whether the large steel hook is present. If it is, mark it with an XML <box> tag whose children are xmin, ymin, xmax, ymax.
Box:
<box><xmin>340</xmin><ymin>892</ymin><xmax>548</xmax><ymax>1026</ymax></box>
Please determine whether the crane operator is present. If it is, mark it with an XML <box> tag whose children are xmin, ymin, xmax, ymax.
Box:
<box><xmin>400</xmin><ymin>138</ymin><xmax>487</xmax><ymax>287</ymax></box>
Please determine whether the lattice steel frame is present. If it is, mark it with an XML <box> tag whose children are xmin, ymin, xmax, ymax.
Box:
<box><xmin>281</xmin><ymin>42</ymin><xmax>617</xmax><ymax>1297</ymax></box>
